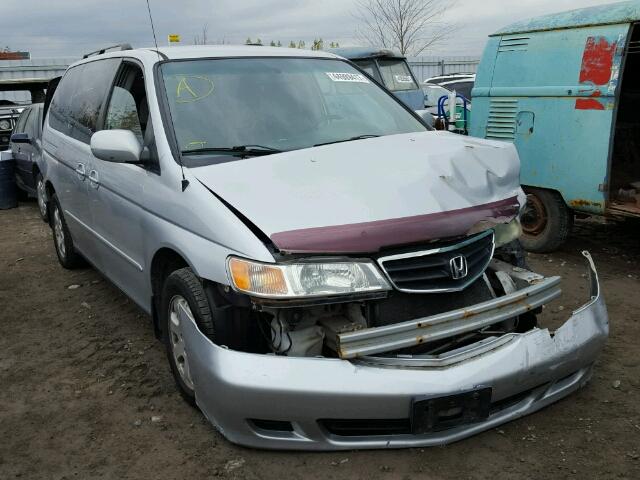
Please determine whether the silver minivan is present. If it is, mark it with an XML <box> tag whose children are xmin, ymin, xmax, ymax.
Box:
<box><xmin>40</xmin><ymin>44</ymin><xmax>608</xmax><ymax>450</ymax></box>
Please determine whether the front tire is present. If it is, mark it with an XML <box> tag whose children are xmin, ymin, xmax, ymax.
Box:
<box><xmin>520</xmin><ymin>187</ymin><xmax>573</xmax><ymax>253</ymax></box>
<box><xmin>50</xmin><ymin>194</ymin><xmax>84</xmax><ymax>269</ymax></box>
<box><xmin>160</xmin><ymin>268</ymin><xmax>216</xmax><ymax>405</ymax></box>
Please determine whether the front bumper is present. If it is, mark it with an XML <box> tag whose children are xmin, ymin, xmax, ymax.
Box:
<box><xmin>181</xmin><ymin>251</ymin><xmax>608</xmax><ymax>450</ymax></box>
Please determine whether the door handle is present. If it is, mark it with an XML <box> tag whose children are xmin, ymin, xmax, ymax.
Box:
<box><xmin>88</xmin><ymin>169</ymin><xmax>100</xmax><ymax>188</ymax></box>
<box><xmin>75</xmin><ymin>163</ymin><xmax>86</xmax><ymax>179</ymax></box>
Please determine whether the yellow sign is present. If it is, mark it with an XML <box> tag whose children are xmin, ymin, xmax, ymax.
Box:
<box><xmin>168</xmin><ymin>34</ymin><xmax>181</xmax><ymax>44</ymax></box>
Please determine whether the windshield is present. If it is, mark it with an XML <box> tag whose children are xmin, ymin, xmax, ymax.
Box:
<box><xmin>160</xmin><ymin>57</ymin><xmax>426</xmax><ymax>160</ymax></box>
<box><xmin>377</xmin><ymin>59</ymin><xmax>418</xmax><ymax>92</ymax></box>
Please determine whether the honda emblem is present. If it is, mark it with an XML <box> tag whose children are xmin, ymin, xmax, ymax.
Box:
<box><xmin>449</xmin><ymin>255</ymin><xmax>468</xmax><ymax>280</ymax></box>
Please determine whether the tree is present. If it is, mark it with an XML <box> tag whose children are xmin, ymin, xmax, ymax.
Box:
<box><xmin>354</xmin><ymin>0</ymin><xmax>456</xmax><ymax>55</ymax></box>
<box><xmin>245</xmin><ymin>37</ymin><xmax>252</xmax><ymax>44</ymax></box>
<box><xmin>297</xmin><ymin>40</ymin><xmax>305</xmax><ymax>49</ymax></box>
<box><xmin>270</xmin><ymin>40</ymin><xmax>276</xmax><ymax>46</ymax></box>
<box><xmin>289</xmin><ymin>41</ymin><xmax>297</xmax><ymax>48</ymax></box>
<box><xmin>256</xmin><ymin>38</ymin><xmax>263</xmax><ymax>45</ymax></box>
<box><xmin>194</xmin><ymin>24</ymin><xmax>209</xmax><ymax>45</ymax></box>
<box><xmin>311</xmin><ymin>38</ymin><xmax>324</xmax><ymax>51</ymax></box>
<box><xmin>276</xmin><ymin>40</ymin><xmax>282</xmax><ymax>47</ymax></box>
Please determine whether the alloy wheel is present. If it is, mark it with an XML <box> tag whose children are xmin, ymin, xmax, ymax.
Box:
<box><xmin>37</xmin><ymin>179</ymin><xmax>47</xmax><ymax>219</ymax></box>
<box><xmin>53</xmin><ymin>206</ymin><xmax>66</xmax><ymax>259</ymax></box>
<box><xmin>168</xmin><ymin>295</ymin><xmax>195</xmax><ymax>390</ymax></box>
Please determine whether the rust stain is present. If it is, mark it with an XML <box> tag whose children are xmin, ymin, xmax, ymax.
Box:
<box><xmin>579</xmin><ymin>36</ymin><xmax>617</xmax><ymax>86</ymax></box>
<box><xmin>575</xmin><ymin>98</ymin><xmax>605</xmax><ymax>110</ymax></box>
<box><xmin>569</xmin><ymin>199</ymin><xmax>602</xmax><ymax>208</ymax></box>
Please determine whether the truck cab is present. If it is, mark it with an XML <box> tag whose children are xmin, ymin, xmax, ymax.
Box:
<box><xmin>328</xmin><ymin>47</ymin><xmax>425</xmax><ymax>111</ymax></box>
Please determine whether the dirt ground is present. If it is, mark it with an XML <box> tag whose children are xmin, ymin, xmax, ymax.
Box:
<box><xmin>0</xmin><ymin>201</ymin><xmax>639</xmax><ymax>480</ymax></box>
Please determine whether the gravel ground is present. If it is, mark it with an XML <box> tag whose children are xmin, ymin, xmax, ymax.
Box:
<box><xmin>0</xmin><ymin>202</ymin><xmax>639</xmax><ymax>480</ymax></box>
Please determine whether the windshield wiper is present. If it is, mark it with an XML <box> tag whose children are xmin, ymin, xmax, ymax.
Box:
<box><xmin>181</xmin><ymin>144</ymin><xmax>283</xmax><ymax>157</ymax></box>
<box><xmin>313</xmin><ymin>134</ymin><xmax>380</xmax><ymax>147</ymax></box>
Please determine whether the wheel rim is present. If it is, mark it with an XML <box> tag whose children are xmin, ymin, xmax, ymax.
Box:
<box><xmin>521</xmin><ymin>193</ymin><xmax>548</xmax><ymax>235</ymax></box>
<box><xmin>53</xmin><ymin>206</ymin><xmax>66</xmax><ymax>258</ymax></box>
<box><xmin>37</xmin><ymin>179</ymin><xmax>47</xmax><ymax>218</ymax></box>
<box><xmin>169</xmin><ymin>295</ymin><xmax>195</xmax><ymax>390</ymax></box>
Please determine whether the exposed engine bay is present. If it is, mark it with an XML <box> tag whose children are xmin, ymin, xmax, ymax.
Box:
<box><xmin>227</xmin><ymin>235</ymin><xmax>547</xmax><ymax>362</ymax></box>
<box><xmin>259</xmin><ymin>258</ymin><xmax>543</xmax><ymax>360</ymax></box>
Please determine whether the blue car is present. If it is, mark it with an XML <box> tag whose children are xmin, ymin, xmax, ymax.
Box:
<box><xmin>329</xmin><ymin>47</ymin><xmax>425</xmax><ymax>111</ymax></box>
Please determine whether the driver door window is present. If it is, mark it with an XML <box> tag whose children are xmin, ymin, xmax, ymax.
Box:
<box><xmin>105</xmin><ymin>87</ymin><xmax>143</xmax><ymax>143</ymax></box>
<box><xmin>104</xmin><ymin>63</ymin><xmax>149</xmax><ymax>145</ymax></box>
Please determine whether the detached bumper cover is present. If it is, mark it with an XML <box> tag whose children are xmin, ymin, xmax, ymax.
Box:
<box><xmin>181</xmin><ymin>251</ymin><xmax>608</xmax><ymax>450</ymax></box>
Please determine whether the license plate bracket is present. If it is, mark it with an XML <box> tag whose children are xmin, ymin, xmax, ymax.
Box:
<box><xmin>411</xmin><ymin>387</ymin><xmax>492</xmax><ymax>434</ymax></box>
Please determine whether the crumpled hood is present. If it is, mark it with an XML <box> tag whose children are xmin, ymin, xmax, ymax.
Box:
<box><xmin>191</xmin><ymin>131</ymin><xmax>525</xmax><ymax>253</ymax></box>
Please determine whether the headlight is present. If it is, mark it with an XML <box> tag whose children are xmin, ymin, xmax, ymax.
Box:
<box><xmin>494</xmin><ymin>218</ymin><xmax>522</xmax><ymax>247</ymax></box>
<box><xmin>0</xmin><ymin>120</ymin><xmax>11</xmax><ymax>131</ymax></box>
<box><xmin>227</xmin><ymin>257</ymin><xmax>391</xmax><ymax>298</ymax></box>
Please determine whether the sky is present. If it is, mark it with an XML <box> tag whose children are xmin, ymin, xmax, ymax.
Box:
<box><xmin>2</xmin><ymin>0</ymin><xmax>624</xmax><ymax>59</ymax></box>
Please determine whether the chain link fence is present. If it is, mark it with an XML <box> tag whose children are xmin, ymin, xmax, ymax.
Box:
<box><xmin>407</xmin><ymin>56</ymin><xmax>480</xmax><ymax>83</ymax></box>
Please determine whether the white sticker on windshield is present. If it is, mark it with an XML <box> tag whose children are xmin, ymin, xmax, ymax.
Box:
<box><xmin>326</xmin><ymin>72</ymin><xmax>370</xmax><ymax>83</ymax></box>
<box><xmin>394</xmin><ymin>75</ymin><xmax>414</xmax><ymax>83</ymax></box>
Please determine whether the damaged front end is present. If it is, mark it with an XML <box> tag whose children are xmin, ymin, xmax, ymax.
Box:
<box><xmin>180</xmin><ymin>241</ymin><xmax>608</xmax><ymax>450</ymax></box>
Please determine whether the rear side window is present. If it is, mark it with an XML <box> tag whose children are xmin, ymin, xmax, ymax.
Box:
<box><xmin>49</xmin><ymin>59</ymin><xmax>119</xmax><ymax>143</ymax></box>
<box><xmin>25</xmin><ymin>106</ymin><xmax>41</xmax><ymax>138</ymax></box>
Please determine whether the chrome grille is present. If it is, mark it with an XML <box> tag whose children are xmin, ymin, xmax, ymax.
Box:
<box><xmin>378</xmin><ymin>230</ymin><xmax>495</xmax><ymax>293</ymax></box>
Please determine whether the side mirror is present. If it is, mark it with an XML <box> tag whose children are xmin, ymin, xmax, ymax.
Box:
<box><xmin>90</xmin><ymin>129</ymin><xmax>142</xmax><ymax>163</ymax></box>
<box><xmin>10</xmin><ymin>132</ymin><xmax>31</xmax><ymax>144</ymax></box>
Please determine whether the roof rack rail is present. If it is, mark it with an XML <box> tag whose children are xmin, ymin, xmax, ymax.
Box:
<box><xmin>83</xmin><ymin>44</ymin><xmax>133</xmax><ymax>59</ymax></box>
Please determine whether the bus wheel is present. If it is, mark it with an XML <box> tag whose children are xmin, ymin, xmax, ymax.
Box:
<box><xmin>520</xmin><ymin>187</ymin><xmax>573</xmax><ymax>253</ymax></box>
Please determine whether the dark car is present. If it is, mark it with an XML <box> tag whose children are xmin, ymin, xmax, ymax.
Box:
<box><xmin>10</xmin><ymin>103</ymin><xmax>47</xmax><ymax>220</ymax></box>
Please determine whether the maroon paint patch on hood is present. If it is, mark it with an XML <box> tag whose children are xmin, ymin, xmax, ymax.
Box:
<box><xmin>271</xmin><ymin>196</ymin><xmax>520</xmax><ymax>254</ymax></box>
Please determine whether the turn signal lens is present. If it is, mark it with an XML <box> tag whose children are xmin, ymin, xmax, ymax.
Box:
<box><xmin>228</xmin><ymin>257</ymin><xmax>288</xmax><ymax>296</ymax></box>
